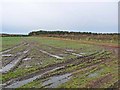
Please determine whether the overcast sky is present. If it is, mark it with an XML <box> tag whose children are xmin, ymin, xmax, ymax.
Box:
<box><xmin>1</xmin><ymin>0</ymin><xmax>119</xmax><ymax>34</ymax></box>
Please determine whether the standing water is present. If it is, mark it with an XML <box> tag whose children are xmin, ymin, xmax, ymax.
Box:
<box><xmin>42</xmin><ymin>73</ymin><xmax>71</xmax><ymax>88</ymax></box>
<box><xmin>5</xmin><ymin>66</ymin><xmax>65</xmax><ymax>88</ymax></box>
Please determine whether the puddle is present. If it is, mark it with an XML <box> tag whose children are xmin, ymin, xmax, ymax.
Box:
<box><xmin>40</xmin><ymin>50</ymin><xmax>63</xmax><ymax>59</ymax></box>
<box><xmin>72</xmin><ymin>53</ymin><xmax>82</xmax><ymax>57</ymax></box>
<box><xmin>23</xmin><ymin>50</ymin><xmax>29</xmax><ymax>54</ymax></box>
<box><xmin>5</xmin><ymin>74</ymin><xmax>43</xmax><ymax>88</ymax></box>
<box><xmin>87</xmin><ymin>69</ymin><xmax>104</xmax><ymax>78</ymax></box>
<box><xmin>25</xmin><ymin>65</ymin><xmax>32</xmax><ymax>68</ymax></box>
<box><xmin>0</xmin><ymin>56</ymin><xmax>24</xmax><ymax>73</ymax></box>
<box><xmin>0</xmin><ymin>49</ymin><xmax>12</xmax><ymax>54</ymax></box>
<box><xmin>23</xmin><ymin>58</ymin><xmax>31</xmax><ymax>61</ymax></box>
<box><xmin>42</xmin><ymin>73</ymin><xmax>71</xmax><ymax>88</ymax></box>
<box><xmin>37</xmin><ymin>62</ymin><xmax>42</xmax><ymax>65</ymax></box>
<box><xmin>5</xmin><ymin>66</ymin><xmax>64</xmax><ymax>88</ymax></box>
<box><xmin>80</xmin><ymin>53</ymin><xmax>86</xmax><ymax>55</ymax></box>
<box><xmin>0</xmin><ymin>50</ymin><xmax>29</xmax><ymax>73</ymax></box>
<box><xmin>2</xmin><ymin>54</ymin><xmax>13</xmax><ymax>57</ymax></box>
<box><xmin>66</xmin><ymin>49</ymin><xmax>74</xmax><ymax>52</ymax></box>
<box><xmin>88</xmin><ymin>72</ymin><xmax>98</xmax><ymax>78</ymax></box>
<box><xmin>50</xmin><ymin>55</ymin><xmax>63</xmax><ymax>59</ymax></box>
<box><xmin>58</xmin><ymin>54</ymin><xmax>68</xmax><ymax>57</ymax></box>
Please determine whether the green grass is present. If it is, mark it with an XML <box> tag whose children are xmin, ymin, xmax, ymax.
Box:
<box><xmin>26</xmin><ymin>37</ymin><xmax>87</xmax><ymax>49</ymax></box>
<box><xmin>20</xmin><ymin>50</ymin><xmax>117</xmax><ymax>88</ymax></box>
<box><xmin>58</xmin><ymin>58</ymin><xmax>118</xmax><ymax>88</ymax></box>
<box><xmin>1</xmin><ymin>36</ymin><xmax>118</xmax><ymax>88</ymax></box>
<box><xmin>28</xmin><ymin>36</ymin><xmax>118</xmax><ymax>48</ymax></box>
<box><xmin>2</xmin><ymin>67</ymin><xmax>38</xmax><ymax>82</ymax></box>
<box><xmin>1</xmin><ymin>37</ymin><xmax>22</xmax><ymax>51</ymax></box>
<box><xmin>2</xmin><ymin>57</ymin><xmax>63</xmax><ymax>82</ymax></box>
<box><xmin>0</xmin><ymin>37</ymin><xmax>2</xmax><ymax>51</ymax></box>
<box><xmin>25</xmin><ymin>37</ymin><xmax>103</xmax><ymax>53</ymax></box>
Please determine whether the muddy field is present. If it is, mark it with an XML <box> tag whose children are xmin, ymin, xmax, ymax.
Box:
<box><xmin>0</xmin><ymin>37</ymin><xmax>119</xmax><ymax>89</ymax></box>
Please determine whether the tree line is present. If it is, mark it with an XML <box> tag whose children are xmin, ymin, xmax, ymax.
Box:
<box><xmin>28</xmin><ymin>30</ymin><xmax>119</xmax><ymax>42</ymax></box>
<box><xmin>29</xmin><ymin>30</ymin><xmax>119</xmax><ymax>36</ymax></box>
<box><xmin>0</xmin><ymin>33</ymin><xmax>28</xmax><ymax>37</ymax></box>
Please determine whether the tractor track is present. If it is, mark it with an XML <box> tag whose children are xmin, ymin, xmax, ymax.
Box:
<box><xmin>2</xmin><ymin>40</ymin><xmax>118</xmax><ymax>88</ymax></box>
<box><xmin>3</xmin><ymin>49</ymin><xmax>107</xmax><ymax>88</ymax></box>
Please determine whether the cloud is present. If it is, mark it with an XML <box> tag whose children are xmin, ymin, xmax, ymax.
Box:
<box><xmin>2</xmin><ymin>1</ymin><xmax>118</xmax><ymax>34</ymax></box>
<box><xmin>2</xmin><ymin>0</ymin><xmax>119</xmax><ymax>3</ymax></box>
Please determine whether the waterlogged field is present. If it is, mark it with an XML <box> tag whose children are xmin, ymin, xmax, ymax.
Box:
<box><xmin>1</xmin><ymin>36</ymin><xmax>119</xmax><ymax>88</ymax></box>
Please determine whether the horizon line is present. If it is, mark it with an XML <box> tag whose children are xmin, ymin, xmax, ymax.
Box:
<box><xmin>1</xmin><ymin>30</ymin><xmax>119</xmax><ymax>35</ymax></box>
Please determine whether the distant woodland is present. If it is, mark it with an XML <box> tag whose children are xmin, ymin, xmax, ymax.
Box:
<box><xmin>1</xmin><ymin>31</ymin><xmax>119</xmax><ymax>42</ymax></box>
<box><xmin>29</xmin><ymin>30</ymin><xmax>119</xmax><ymax>42</ymax></box>
<box><xmin>0</xmin><ymin>34</ymin><xmax>28</xmax><ymax>37</ymax></box>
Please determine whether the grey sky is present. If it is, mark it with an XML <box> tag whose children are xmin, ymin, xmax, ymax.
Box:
<box><xmin>2</xmin><ymin>0</ymin><xmax>118</xmax><ymax>34</ymax></box>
